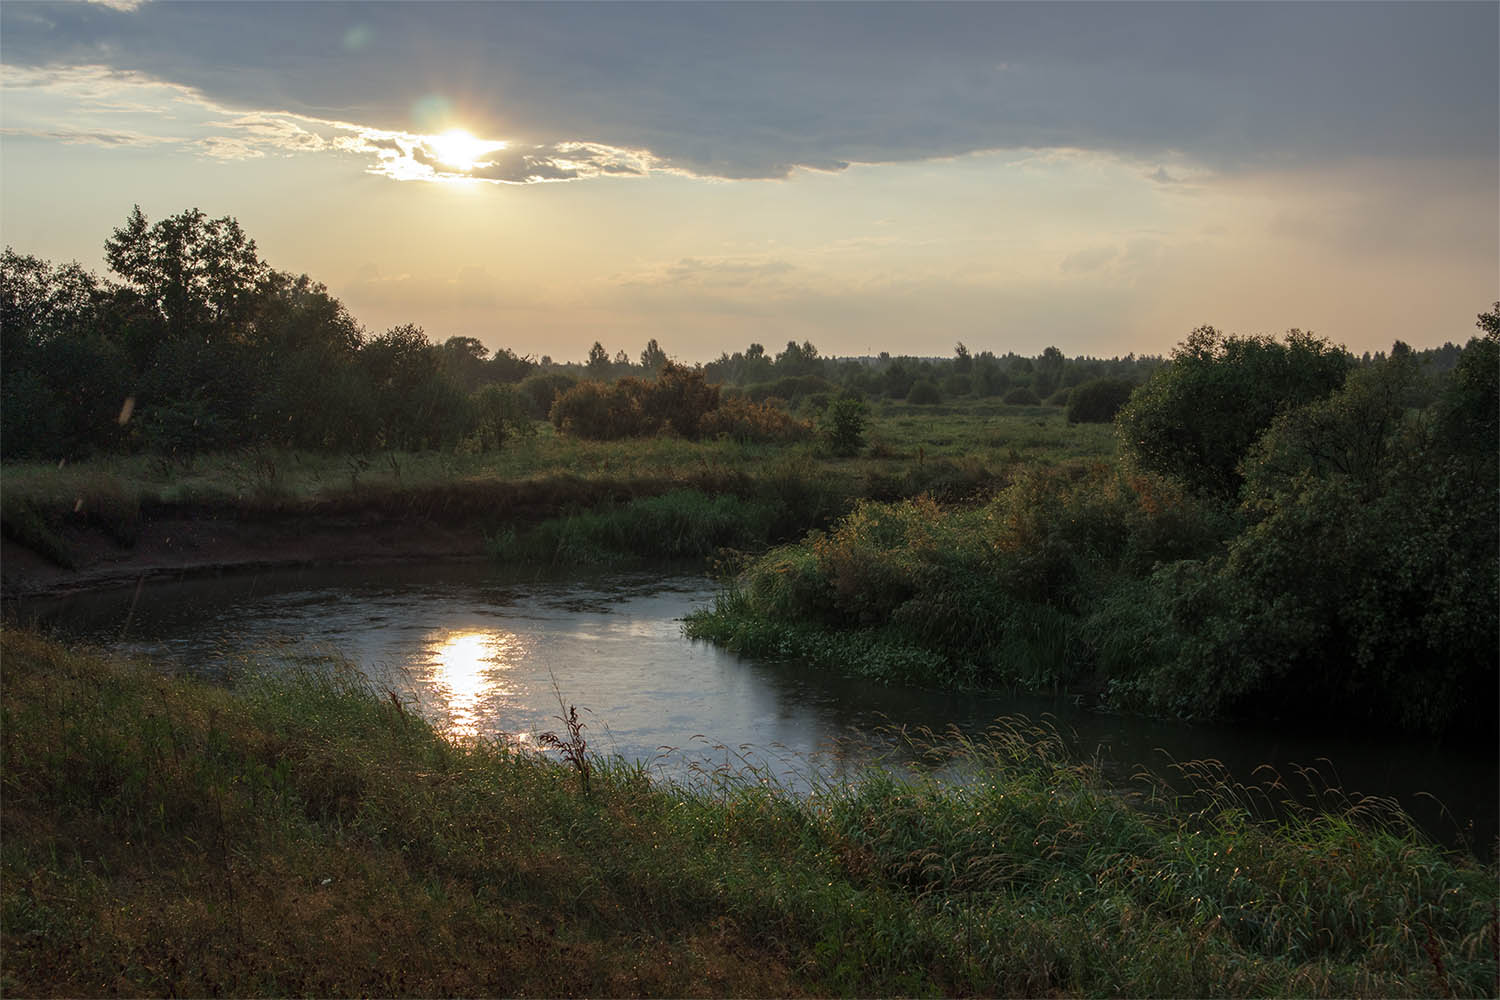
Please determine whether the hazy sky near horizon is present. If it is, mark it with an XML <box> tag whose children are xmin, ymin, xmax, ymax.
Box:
<box><xmin>2</xmin><ymin>1</ymin><xmax>1495</xmax><ymax>362</ymax></box>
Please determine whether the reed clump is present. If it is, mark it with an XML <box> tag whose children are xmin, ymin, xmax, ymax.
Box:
<box><xmin>3</xmin><ymin>629</ymin><xmax>1494</xmax><ymax>997</ymax></box>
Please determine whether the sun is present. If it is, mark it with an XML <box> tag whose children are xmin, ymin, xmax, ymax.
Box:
<box><xmin>426</xmin><ymin>128</ymin><xmax>502</xmax><ymax>171</ymax></box>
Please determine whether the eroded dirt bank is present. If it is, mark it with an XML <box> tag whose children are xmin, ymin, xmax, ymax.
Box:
<box><xmin>1</xmin><ymin>512</ymin><xmax>492</xmax><ymax>600</ymax></box>
<box><xmin>0</xmin><ymin>473</ymin><xmax>747</xmax><ymax>600</ymax></box>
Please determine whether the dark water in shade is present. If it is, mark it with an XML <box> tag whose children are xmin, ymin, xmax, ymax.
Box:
<box><xmin>11</xmin><ymin>562</ymin><xmax>1497</xmax><ymax>855</ymax></box>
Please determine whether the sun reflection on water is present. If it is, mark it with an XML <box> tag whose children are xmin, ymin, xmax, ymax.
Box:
<box><xmin>429</xmin><ymin>629</ymin><xmax>518</xmax><ymax>737</ymax></box>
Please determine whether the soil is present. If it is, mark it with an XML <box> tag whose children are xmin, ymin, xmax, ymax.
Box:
<box><xmin>1</xmin><ymin>510</ymin><xmax>491</xmax><ymax>600</ymax></box>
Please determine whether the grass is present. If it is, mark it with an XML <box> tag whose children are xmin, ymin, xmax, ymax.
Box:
<box><xmin>0</xmin><ymin>403</ymin><xmax>1113</xmax><ymax>528</ymax></box>
<box><xmin>3</xmin><ymin>628</ymin><xmax>1495</xmax><ymax>997</ymax></box>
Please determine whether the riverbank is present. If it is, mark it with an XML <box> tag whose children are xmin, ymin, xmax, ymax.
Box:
<box><xmin>2</xmin><ymin>629</ymin><xmax>1494</xmax><ymax>997</ymax></box>
<box><xmin>0</xmin><ymin>408</ymin><xmax>1115</xmax><ymax>600</ymax></box>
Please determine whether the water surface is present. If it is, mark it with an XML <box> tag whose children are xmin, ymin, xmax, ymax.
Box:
<box><xmin>15</xmin><ymin>562</ymin><xmax>1496</xmax><ymax>853</ymax></box>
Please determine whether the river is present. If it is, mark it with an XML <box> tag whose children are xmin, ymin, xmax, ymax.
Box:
<box><xmin>12</xmin><ymin>562</ymin><xmax>1496</xmax><ymax>854</ymax></box>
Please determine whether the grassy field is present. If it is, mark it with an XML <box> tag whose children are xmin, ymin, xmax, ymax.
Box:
<box><xmin>0</xmin><ymin>403</ymin><xmax>1117</xmax><ymax>570</ymax></box>
<box><xmin>3</xmin><ymin>629</ymin><xmax>1495</xmax><ymax>997</ymax></box>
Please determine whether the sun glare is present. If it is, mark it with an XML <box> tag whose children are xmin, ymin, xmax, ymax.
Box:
<box><xmin>426</xmin><ymin>128</ymin><xmax>502</xmax><ymax>171</ymax></box>
<box><xmin>430</xmin><ymin>629</ymin><xmax>517</xmax><ymax>737</ymax></box>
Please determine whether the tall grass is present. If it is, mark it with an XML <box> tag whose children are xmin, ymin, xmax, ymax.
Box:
<box><xmin>4</xmin><ymin>630</ymin><xmax>1494</xmax><ymax>997</ymax></box>
<box><xmin>685</xmin><ymin>464</ymin><xmax>1230</xmax><ymax>693</ymax></box>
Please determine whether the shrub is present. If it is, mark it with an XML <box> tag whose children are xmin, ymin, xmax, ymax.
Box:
<box><xmin>943</xmin><ymin>373</ymin><xmax>973</xmax><ymax>397</ymax></box>
<box><xmin>549</xmin><ymin>364</ymin><xmax>721</xmax><ymax>441</ymax></box>
<box><xmin>1002</xmin><ymin>387</ymin><xmax>1040</xmax><ymax>406</ymax></box>
<box><xmin>1116</xmin><ymin>326</ymin><xmax>1350</xmax><ymax>498</ymax></box>
<box><xmin>518</xmin><ymin>371</ymin><xmax>579</xmax><ymax>420</ymax></box>
<box><xmin>1066</xmin><ymin>377</ymin><xmax>1134</xmax><ymax>424</ymax></box>
<box><xmin>698</xmin><ymin>396</ymin><xmax>812</xmax><ymax>443</ymax></box>
<box><xmin>642</xmin><ymin>362</ymin><xmax>720</xmax><ymax>438</ymax></box>
<box><xmin>470</xmin><ymin>384</ymin><xmax>533</xmax><ymax>451</ymax></box>
<box><xmin>821</xmin><ymin>393</ymin><xmax>868</xmax><ymax>456</ymax></box>
<box><xmin>1045</xmin><ymin>388</ymin><xmax>1072</xmax><ymax>407</ymax></box>
<box><xmin>549</xmin><ymin>379</ymin><xmax>646</xmax><ymax>440</ymax></box>
<box><xmin>906</xmin><ymin>379</ymin><xmax>943</xmax><ymax>405</ymax></box>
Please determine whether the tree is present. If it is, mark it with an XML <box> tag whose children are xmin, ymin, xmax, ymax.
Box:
<box><xmin>953</xmin><ymin>342</ymin><xmax>973</xmax><ymax>374</ymax></box>
<box><xmin>821</xmin><ymin>392</ymin><xmax>867</xmax><ymax>456</ymax></box>
<box><xmin>586</xmin><ymin>341</ymin><xmax>610</xmax><ymax>377</ymax></box>
<box><xmin>104</xmin><ymin>205</ymin><xmax>268</xmax><ymax>342</ymax></box>
<box><xmin>640</xmin><ymin>338</ymin><xmax>668</xmax><ymax>372</ymax></box>
<box><xmin>1034</xmin><ymin>345</ymin><xmax>1066</xmax><ymax>398</ymax></box>
<box><xmin>439</xmin><ymin>336</ymin><xmax>490</xmax><ymax>392</ymax></box>
<box><xmin>1066</xmin><ymin>377</ymin><xmax>1134</xmax><ymax>424</ymax></box>
<box><xmin>1116</xmin><ymin>327</ymin><xmax>1350</xmax><ymax>499</ymax></box>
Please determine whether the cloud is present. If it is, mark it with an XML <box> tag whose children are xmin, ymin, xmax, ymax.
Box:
<box><xmin>1060</xmin><ymin>246</ymin><xmax>1118</xmax><ymax>274</ymax></box>
<box><xmin>1</xmin><ymin>3</ymin><xmax>1492</xmax><ymax>180</ymax></box>
<box><xmin>0</xmin><ymin>125</ymin><xmax>175</xmax><ymax>146</ymax></box>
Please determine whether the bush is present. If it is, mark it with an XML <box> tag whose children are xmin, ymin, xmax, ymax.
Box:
<box><xmin>1110</xmin><ymin>339</ymin><xmax>1498</xmax><ymax>739</ymax></box>
<box><xmin>470</xmin><ymin>384</ymin><xmax>533</xmax><ymax>451</ymax></box>
<box><xmin>943</xmin><ymin>374</ymin><xmax>972</xmax><ymax>397</ymax></box>
<box><xmin>820</xmin><ymin>393</ymin><xmax>868</xmax><ymax>456</ymax></box>
<box><xmin>1066</xmin><ymin>377</ymin><xmax>1134</xmax><ymax>424</ymax></box>
<box><xmin>744</xmin><ymin>374</ymin><xmax>835</xmax><ymax>406</ymax></box>
<box><xmin>549</xmin><ymin>364</ymin><xmax>721</xmax><ymax>441</ymax></box>
<box><xmin>518</xmin><ymin>371</ymin><xmax>579</xmax><ymax>420</ymax></box>
<box><xmin>549</xmin><ymin>379</ymin><xmax>647</xmax><ymax>440</ymax></box>
<box><xmin>1002</xmin><ymin>387</ymin><xmax>1040</xmax><ymax>406</ymax></box>
<box><xmin>1045</xmin><ymin>388</ymin><xmax>1072</xmax><ymax>407</ymax></box>
<box><xmin>1116</xmin><ymin>326</ymin><xmax>1350</xmax><ymax>498</ymax></box>
<box><xmin>698</xmin><ymin>396</ymin><xmax>812</xmax><ymax>443</ymax></box>
<box><xmin>906</xmin><ymin>379</ymin><xmax>942</xmax><ymax>405</ymax></box>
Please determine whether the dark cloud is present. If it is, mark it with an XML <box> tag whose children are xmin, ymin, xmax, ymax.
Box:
<box><xmin>2</xmin><ymin>2</ymin><xmax>1494</xmax><ymax>179</ymax></box>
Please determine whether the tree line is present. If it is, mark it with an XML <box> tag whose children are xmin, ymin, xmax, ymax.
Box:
<box><xmin>0</xmin><ymin>206</ymin><xmax>1479</xmax><ymax>463</ymax></box>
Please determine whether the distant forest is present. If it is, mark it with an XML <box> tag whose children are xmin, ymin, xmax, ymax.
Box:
<box><xmin>0</xmin><ymin>206</ymin><xmax>1479</xmax><ymax>461</ymax></box>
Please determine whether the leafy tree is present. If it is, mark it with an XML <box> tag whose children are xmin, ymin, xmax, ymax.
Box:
<box><xmin>518</xmin><ymin>371</ymin><xmax>579</xmax><ymax>420</ymax></box>
<box><xmin>1116</xmin><ymin>327</ymin><xmax>1350</xmax><ymax>499</ymax></box>
<box><xmin>1131</xmin><ymin>332</ymin><xmax>1497</xmax><ymax>737</ymax></box>
<box><xmin>360</xmin><ymin>323</ymin><xmax>468</xmax><ymax>449</ymax></box>
<box><xmin>104</xmin><ymin>206</ymin><xmax>268</xmax><ymax>343</ymax></box>
<box><xmin>486</xmin><ymin>347</ymin><xmax>536</xmax><ymax>384</ymax></box>
<box><xmin>1034</xmin><ymin>345</ymin><xmax>1066</xmax><ymax>398</ymax></box>
<box><xmin>470</xmin><ymin>384</ymin><xmax>533</xmax><ymax>451</ymax></box>
<box><xmin>775</xmin><ymin>340</ymin><xmax>823</xmax><ymax>378</ymax></box>
<box><xmin>821</xmin><ymin>392</ymin><xmax>868</xmax><ymax>456</ymax></box>
<box><xmin>640</xmin><ymin>338</ymin><xmax>668</xmax><ymax>372</ymax></box>
<box><xmin>1066</xmin><ymin>377</ymin><xmax>1134</xmax><ymax>424</ymax></box>
<box><xmin>953</xmin><ymin>342</ymin><xmax>973</xmax><ymax>375</ymax></box>
<box><xmin>645</xmin><ymin>362</ymin><xmax>720</xmax><ymax>438</ymax></box>
<box><xmin>585</xmin><ymin>341</ymin><xmax>610</xmax><ymax>377</ymax></box>
<box><xmin>439</xmin><ymin>336</ymin><xmax>490</xmax><ymax>392</ymax></box>
<box><xmin>907</xmin><ymin>379</ymin><xmax>943</xmax><ymax>405</ymax></box>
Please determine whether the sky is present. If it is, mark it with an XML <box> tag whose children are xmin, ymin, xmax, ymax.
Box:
<box><xmin>1</xmin><ymin>2</ymin><xmax>1495</xmax><ymax>363</ymax></box>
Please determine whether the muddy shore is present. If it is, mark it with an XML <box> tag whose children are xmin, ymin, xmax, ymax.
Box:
<box><xmin>0</xmin><ymin>511</ymin><xmax>492</xmax><ymax>601</ymax></box>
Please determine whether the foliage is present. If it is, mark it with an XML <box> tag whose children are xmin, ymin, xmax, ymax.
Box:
<box><xmin>821</xmin><ymin>393</ymin><xmax>868</xmax><ymax>456</ymax></box>
<box><xmin>498</xmin><ymin>489</ymin><xmax>786</xmax><ymax>564</ymax></box>
<box><xmin>516</xmin><ymin>371</ymin><xmax>579</xmax><ymax>420</ymax></box>
<box><xmin>1116</xmin><ymin>326</ymin><xmax>1351</xmax><ymax>498</ymax></box>
<box><xmin>689</xmin><ymin>466</ymin><xmax>1231</xmax><ymax>690</ymax></box>
<box><xmin>1003</xmin><ymin>386</ymin><xmax>1041</xmax><ymax>406</ymax></box>
<box><xmin>469</xmin><ymin>384</ymin><xmax>534</xmax><ymax>451</ymax></box>
<box><xmin>1102</xmin><ymin>335</ymin><xmax>1498</xmax><ymax>738</ymax></box>
<box><xmin>905</xmin><ymin>379</ymin><xmax>942</xmax><ymax>405</ymax></box>
<box><xmin>697</xmin><ymin>396</ymin><xmax>812</xmax><ymax>444</ymax></box>
<box><xmin>549</xmin><ymin>364</ymin><xmax>724</xmax><ymax>441</ymax></box>
<box><xmin>1066</xmin><ymin>376</ymin><xmax>1134</xmax><ymax>424</ymax></box>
